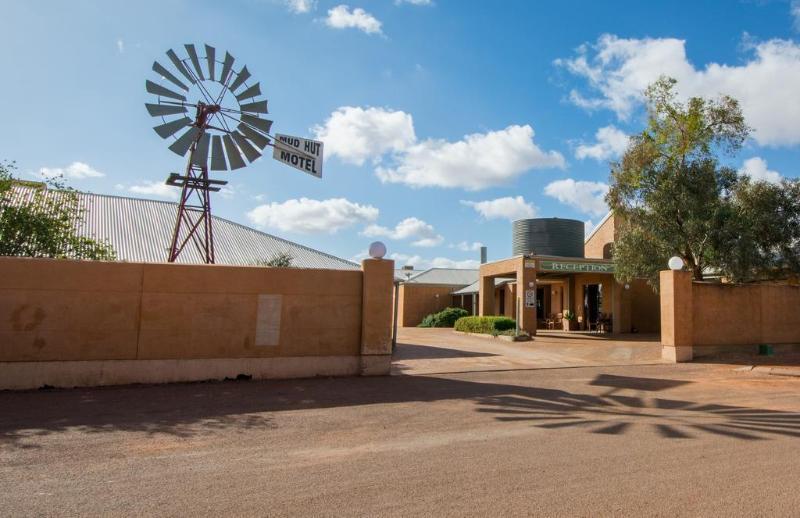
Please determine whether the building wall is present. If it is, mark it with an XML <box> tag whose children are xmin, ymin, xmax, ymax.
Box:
<box><xmin>628</xmin><ymin>279</ymin><xmax>661</xmax><ymax>333</ymax></box>
<box><xmin>0</xmin><ymin>257</ymin><xmax>394</xmax><ymax>388</ymax></box>
<box><xmin>397</xmin><ymin>284</ymin><xmax>458</xmax><ymax>326</ymax></box>
<box><xmin>584</xmin><ymin>214</ymin><xmax>615</xmax><ymax>259</ymax></box>
<box><xmin>493</xmin><ymin>284</ymin><xmax>516</xmax><ymax>318</ymax></box>
<box><xmin>661</xmin><ymin>271</ymin><xmax>800</xmax><ymax>361</ymax></box>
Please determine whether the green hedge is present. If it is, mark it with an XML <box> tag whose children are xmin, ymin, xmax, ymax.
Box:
<box><xmin>454</xmin><ymin>316</ymin><xmax>516</xmax><ymax>334</ymax></box>
<box><xmin>418</xmin><ymin>307</ymin><xmax>469</xmax><ymax>328</ymax></box>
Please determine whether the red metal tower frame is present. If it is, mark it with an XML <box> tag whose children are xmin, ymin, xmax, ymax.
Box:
<box><xmin>166</xmin><ymin>103</ymin><xmax>227</xmax><ymax>263</ymax></box>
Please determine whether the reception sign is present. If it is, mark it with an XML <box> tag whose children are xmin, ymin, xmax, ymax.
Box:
<box><xmin>539</xmin><ymin>261</ymin><xmax>614</xmax><ymax>273</ymax></box>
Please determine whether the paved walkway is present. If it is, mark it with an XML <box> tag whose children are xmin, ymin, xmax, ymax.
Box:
<box><xmin>393</xmin><ymin>327</ymin><xmax>664</xmax><ymax>375</ymax></box>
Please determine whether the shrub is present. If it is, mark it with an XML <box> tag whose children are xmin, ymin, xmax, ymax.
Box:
<box><xmin>418</xmin><ymin>307</ymin><xmax>469</xmax><ymax>328</ymax></box>
<box><xmin>454</xmin><ymin>316</ymin><xmax>516</xmax><ymax>334</ymax></box>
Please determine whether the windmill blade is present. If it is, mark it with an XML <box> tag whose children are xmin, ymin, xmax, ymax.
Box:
<box><xmin>192</xmin><ymin>133</ymin><xmax>211</xmax><ymax>168</ymax></box>
<box><xmin>184</xmin><ymin>44</ymin><xmax>205</xmax><ymax>80</ymax></box>
<box><xmin>146</xmin><ymin>80</ymin><xmax>186</xmax><ymax>102</ymax></box>
<box><xmin>231</xmin><ymin>131</ymin><xmax>262</xmax><ymax>163</ymax></box>
<box><xmin>168</xmin><ymin>127</ymin><xmax>200</xmax><ymax>156</ymax></box>
<box><xmin>205</xmin><ymin>44</ymin><xmax>216</xmax><ymax>81</ymax></box>
<box><xmin>239</xmin><ymin>100</ymin><xmax>268</xmax><ymax>114</ymax></box>
<box><xmin>152</xmin><ymin>61</ymin><xmax>189</xmax><ymax>91</ymax></box>
<box><xmin>210</xmin><ymin>136</ymin><xmax>227</xmax><ymax>171</ymax></box>
<box><xmin>222</xmin><ymin>135</ymin><xmax>247</xmax><ymax>170</ymax></box>
<box><xmin>153</xmin><ymin>117</ymin><xmax>192</xmax><ymax>138</ymax></box>
<box><xmin>240</xmin><ymin>114</ymin><xmax>273</xmax><ymax>134</ymax></box>
<box><xmin>146</xmin><ymin>103</ymin><xmax>187</xmax><ymax>117</ymax></box>
<box><xmin>228</xmin><ymin>66</ymin><xmax>250</xmax><ymax>93</ymax></box>
<box><xmin>235</xmin><ymin>83</ymin><xmax>261</xmax><ymax>101</ymax></box>
<box><xmin>219</xmin><ymin>52</ymin><xmax>235</xmax><ymax>85</ymax></box>
<box><xmin>237</xmin><ymin>123</ymin><xmax>270</xmax><ymax>150</ymax></box>
<box><xmin>166</xmin><ymin>48</ymin><xmax>196</xmax><ymax>84</ymax></box>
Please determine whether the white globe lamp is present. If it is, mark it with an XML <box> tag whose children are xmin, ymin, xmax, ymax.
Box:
<box><xmin>368</xmin><ymin>241</ymin><xmax>387</xmax><ymax>259</ymax></box>
<box><xmin>668</xmin><ymin>256</ymin><xmax>684</xmax><ymax>271</ymax></box>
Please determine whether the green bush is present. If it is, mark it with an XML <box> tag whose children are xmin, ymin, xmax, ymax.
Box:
<box><xmin>418</xmin><ymin>307</ymin><xmax>469</xmax><ymax>328</ymax></box>
<box><xmin>454</xmin><ymin>316</ymin><xmax>516</xmax><ymax>334</ymax></box>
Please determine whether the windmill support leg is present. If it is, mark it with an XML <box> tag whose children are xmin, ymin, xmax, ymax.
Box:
<box><xmin>166</xmin><ymin>160</ymin><xmax>226</xmax><ymax>264</ymax></box>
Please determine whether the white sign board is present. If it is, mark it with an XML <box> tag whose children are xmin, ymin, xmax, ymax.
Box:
<box><xmin>272</xmin><ymin>133</ymin><xmax>323</xmax><ymax>178</ymax></box>
<box><xmin>524</xmin><ymin>289</ymin><xmax>536</xmax><ymax>308</ymax></box>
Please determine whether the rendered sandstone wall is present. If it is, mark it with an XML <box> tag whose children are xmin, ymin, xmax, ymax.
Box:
<box><xmin>660</xmin><ymin>270</ymin><xmax>800</xmax><ymax>361</ymax></box>
<box><xmin>692</xmin><ymin>282</ymin><xmax>800</xmax><ymax>347</ymax></box>
<box><xmin>0</xmin><ymin>257</ymin><xmax>394</xmax><ymax>386</ymax></box>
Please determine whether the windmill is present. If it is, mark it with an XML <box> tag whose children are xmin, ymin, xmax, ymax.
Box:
<box><xmin>145</xmin><ymin>44</ymin><xmax>274</xmax><ymax>263</ymax></box>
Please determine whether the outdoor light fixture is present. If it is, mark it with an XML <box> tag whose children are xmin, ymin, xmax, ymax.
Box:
<box><xmin>668</xmin><ymin>256</ymin><xmax>684</xmax><ymax>271</ymax></box>
<box><xmin>369</xmin><ymin>241</ymin><xmax>387</xmax><ymax>259</ymax></box>
<box><xmin>624</xmin><ymin>283</ymin><xmax>630</xmax><ymax>290</ymax></box>
<box><xmin>528</xmin><ymin>282</ymin><xmax>534</xmax><ymax>288</ymax></box>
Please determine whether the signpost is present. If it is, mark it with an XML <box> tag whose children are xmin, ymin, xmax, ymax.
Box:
<box><xmin>524</xmin><ymin>289</ymin><xmax>536</xmax><ymax>308</ymax></box>
<box><xmin>272</xmin><ymin>133</ymin><xmax>324</xmax><ymax>178</ymax></box>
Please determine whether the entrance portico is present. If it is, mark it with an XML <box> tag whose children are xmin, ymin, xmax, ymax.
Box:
<box><xmin>479</xmin><ymin>255</ymin><xmax>538</xmax><ymax>335</ymax></box>
<box><xmin>479</xmin><ymin>255</ymin><xmax>638</xmax><ymax>335</ymax></box>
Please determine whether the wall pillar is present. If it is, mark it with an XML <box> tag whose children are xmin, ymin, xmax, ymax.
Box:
<box><xmin>479</xmin><ymin>275</ymin><xmax>495</xmax><ymax>316</ymax></box>
<box><xmin>517</xmin><ymin>262</ymin><xmax>537</xmax><ymax>336</ymax></box>
<box><xmin>360</xmin><ymin>258</ymin><xmax>395</xmax><ymax>375</ymax></box>
<box><xmin>660</xmin><ymin>270</ymin><xmax>693</xmax><ymax>362</ymax></box>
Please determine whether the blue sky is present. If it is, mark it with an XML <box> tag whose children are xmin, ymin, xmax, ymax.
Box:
<box><xmin>3</xmin><ymin>0</ymin><xmax>800</xmax><ymax>268</ymax></box>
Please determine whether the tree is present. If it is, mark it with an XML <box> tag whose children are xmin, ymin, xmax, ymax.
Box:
<box><xmin>608</xmin><ymin>77</ymin><xmax>800</xmax><ymax>286</ymax></box>
<box><xmin>257</xmin><ymin>251</ymin><xmax>294</xmax><ymax>267</ymax></box>
<box><xmin>0</xmin><ymin>160</ymin><xmax>115</xmax><ymax>260</ymax></box>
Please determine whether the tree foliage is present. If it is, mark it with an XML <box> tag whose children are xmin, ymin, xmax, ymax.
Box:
<box><xmin>609</xmin><ymin>77</ymin><xmax>800</xmax><ymax>285</ymax></box>
<box><xmin>257</xmin><ymin>251</ymin><xmax>294</xmax><ymax>267</ymax></box>
<box><xmin>0</xmin><ymin>160</ymin><xmax>115</xmax><ymax>260</ymax></box>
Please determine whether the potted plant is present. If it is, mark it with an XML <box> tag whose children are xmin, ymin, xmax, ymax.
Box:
<box><xmin>563</xmin><ymin>310</ymin><xmax>578</xmax><ymax>331</ymax></box>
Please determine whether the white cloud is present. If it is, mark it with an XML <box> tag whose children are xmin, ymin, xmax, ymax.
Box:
<box><xmin>362</xmin><ymin>217</ymin><xmax>443</xmax><ymax>247</ymax></box>
<box><xmin>792</xmin><ymin>1</ymin><xmax>800</xmax><ymax>31</ymax></box>
<box><xmin>738</xmin><ymin>157</ymin><xmax>783</xmax><ymax>184</ymax></box>
<box><xmin>556</xmin><ymin>34</ymin><xmax>800</xmax><ymax>146</ymax></box>
<box><xmin>116</xmin><ymin>39</ymin><xmax>124</xmax><ymax>53</ymax></box>
<box><xmin>454</xmin><ymin>241</ymin><xmax>484</xmax><ymax>252</ymax></box>
<box><xmin>325</xmin><ymin>5</ymin><xmax>383</xmax><ymax>35</ymax></box>
<box><xmin>575</xmin><ymin>125</ymin><xmax>629</xmax><ymax>161</ymax></box>
<box><xmin>285</xmin><ymin>0</ymin><xmax>315</xmax><ymax>13</ymax></box>
<box><xmin>461</xmin><ymin>196</ymin><xmax>536</xmax><ymax>221</ymax></box>
<box><xmin>377</xmin><ymin>125</ymin><xmax>565</xmax><ymax>190</ymax></box>
<box><xmin>314</xmin><ymin>106</ymin><xmax>563</xmax><ymax>189</ymax></box>
<box><xmin>39</xmin><ymin>161</ymin><xmax>105</xmax><ymax>180</ymax></box>
<box><xmin>247</xmin><ymin>197</ymin><xmax>378</xmax><ymax>234</ymax></box>
<box><xmin>389</xmin><ymin>252</ymin><xmax>480</xmax><ymax>270</ymax></box>
<box><xmin>395</xmin><ymin>0</ymin><xmax>432</xmax><ymax>5</ymax></box>
<box><xmin>129</xmin><ymin>181</ymin><xmax>178</xmax><ymax>200</ymax></box>
<box><xmin>544</xmin><ymin>179</ymin><xmax>609</xmax><ymax>217</ymax></box>
<box><xmin>313</xmin><ymin>106</ymin><xmax>415</xmax><ymax>166</ymax></box>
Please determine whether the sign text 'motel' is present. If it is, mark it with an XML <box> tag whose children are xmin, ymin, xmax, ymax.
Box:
<box><xmin>272</xmin><ymin>133</ymin><xmax>324</xmax><ymax>178</ymax></box>
<box><xmin>538</xmin><ymin>261</ymin><xmax>615</xmax><ymax>273</ymax></box>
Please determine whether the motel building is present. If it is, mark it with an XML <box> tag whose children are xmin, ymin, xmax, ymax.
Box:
<box><xmin>396</xmin><ymin>213</ymin><xmax>661</xmax><ymax>335</ymax></box>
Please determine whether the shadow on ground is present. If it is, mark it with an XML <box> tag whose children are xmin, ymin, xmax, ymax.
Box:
<box><xmin>2</xmin><ymin>372</ymin><xmax>799</xmax><ymax>449</ymax></box>
<box><xmin>393</xmin><ymin>343</ymin><xmax>499</xmax><ymax>360</ymax></box>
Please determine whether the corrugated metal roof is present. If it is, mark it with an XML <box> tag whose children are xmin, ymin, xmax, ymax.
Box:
<box><xmin>451</xmin><ymin>277</ymin><xmax>514</xmax><ymax>295</ymax></box>
<box><xmin>7</xmin><ymin>186</ymin><xmax>359</xmax><ymax>270</ymax></box>
<box><xmin>394</xmin><ymin>268</ymin><xmax>423</xmax><ymax>281</ymax></box>
<box><xmin>404</xmin><ymin>268</ymin><xmax>478</xmax><ymax>286</ymax></box>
